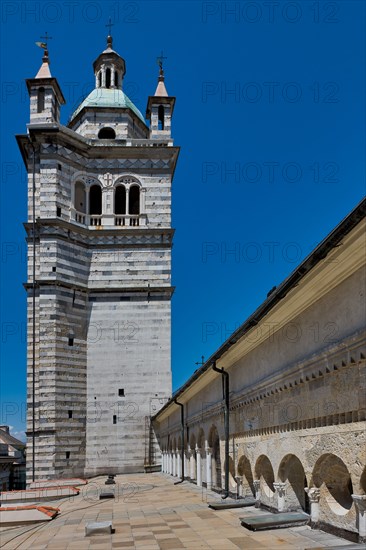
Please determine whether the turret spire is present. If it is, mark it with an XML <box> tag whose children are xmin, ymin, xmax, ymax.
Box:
<box><xmin>154</xmin><ymin>52</ymin><xmax>168</xmax><ymax>97</ymax></box>
<box><xmin>105</xmin><ymin>17</ymin><xmax>114</xmax><ymax>50</ymax></box>
<box><xmin>146</xmin><ymin>51</ymin><xmax>175</xmax><ymax>138</ymax></box>
<box><xmin>35</xmin><ymin>32</ymin><xmax>52</xmax><ymax>78</ymax></box>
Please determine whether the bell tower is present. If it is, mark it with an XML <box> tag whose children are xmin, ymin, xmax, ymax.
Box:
<box><xmin>26</xmin><ymin>43</ymin><xmax>65</xmax><ymax>125</ymax></box>
<box><xmin>17</xmin><ymin>32</ymin><xmax>179</xmax><ymax>482</ymax></box>
<box><xmin>146</xmin><ymin>59</ymin><xmax>175</xmax><ymax>140</ymax></box>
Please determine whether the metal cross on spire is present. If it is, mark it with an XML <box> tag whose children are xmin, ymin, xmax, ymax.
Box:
<box><xmin>106</xmin><ymin>17</ymin><xmax>114</xmax><ymax>35</ymax></box>
<box><xmin>40</xmin><ymin>32</ymin><xmax>52</xmax><ymax>49</ymax></box>
<box><xmin>157</xmin><ymin>51</ymin><xmax>167</xmax><ymax>70</ymax></box>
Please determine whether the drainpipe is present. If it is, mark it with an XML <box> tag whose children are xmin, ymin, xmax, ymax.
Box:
<box><xmin>212</xmin><ymin>362</ymin><xmax>229</xmax><ymax>499</ymax></box>
<box><xmin>30</xmin><ymin>139</ymin><xmax>37</xmax><ymax>483</ymax></box>
<box><xmin>173</xmin><ymin>398</ymin><xmax>185</xmax><ymax>484</ymax></box>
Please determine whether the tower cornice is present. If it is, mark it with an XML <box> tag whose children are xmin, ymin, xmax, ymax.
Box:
<box><xmin>17</xmin><ymin>127</ymin><xmax>180</xmax><ymax>163</ymax></box>
<box><xmin>24</xmin><ymin>218</ymin><xmax>175</xmax><ymax>239</ymax></box>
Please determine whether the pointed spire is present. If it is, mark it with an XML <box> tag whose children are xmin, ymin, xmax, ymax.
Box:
<box><xmin>35</xmin><ymin>49</ymin><xmax>52</xmax><ymax>78</ymax></box>
<box><xmin>154</xmin><ymin>67</ymin><xmax>168</xmax><ymax>97</ymax></box>
<box><xmin>155</xmin><ymin>52</ymin><xmax>169</xmax><ymax>97</ymax></box>
<box><xmin>35</xmin><ymin>32</ymin><xmax>52</xmax><ymax>78</ymax></box>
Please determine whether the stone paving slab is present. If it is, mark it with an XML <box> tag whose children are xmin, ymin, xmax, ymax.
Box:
<box><xmin>240</xmin><ymin>511</ymin><xmax>310</xmax><ymax>531</ymax></box>
<box><xmin>0</xmin><ymin>486</ymin><xmax>80</xmax><ymax>503</ymax></box>
<box><xmin>208</xmin><ymin>497</ymin><xmax>256</xmax><ymax>509</ymax></box>
<box><xmin>0</xmin><ymin>474</ymin><xmax>360</xmax><ymax>549</ymax></box>
<box><xmin>0</xmin><ymin>505</ymin><xmax>59</xmax><ymax>525</ymax></box>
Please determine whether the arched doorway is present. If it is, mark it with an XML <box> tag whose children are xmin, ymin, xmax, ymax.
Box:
<box><xmin>89</xmin><ymin>185</ymin><xmax>102</xmax><ymax>215</ymax></box>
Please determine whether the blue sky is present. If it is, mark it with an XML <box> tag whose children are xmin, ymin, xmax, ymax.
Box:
<box><xmin>0</xmin><ymin>1</ymin><xmax>365</xmax><ymax>439</ymax></box>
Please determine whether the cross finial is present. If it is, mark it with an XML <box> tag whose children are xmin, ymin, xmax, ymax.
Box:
<box><xmin>40</xmin><ymin>32</ymin><xmax>52</xmax><ymax>49</ymax></box>
<box><xmin>157</xmin><ymin>51</ymin><xmax>167</xmax><ymax>70</ymax></box>
<box><xmin>106</xmin><ymin>17</ymin><xmax>114</xmax><ymax>36</ymax></box>
<box><xmin>195</xmin><ymin>356</ymin><xmax>205</xmax><ymax>367</ymax></box>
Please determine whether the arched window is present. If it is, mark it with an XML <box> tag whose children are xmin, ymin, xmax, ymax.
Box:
<box><xmin>115</xmin><ymin>185</ymin><xmax>126</xmax><ymax>215</ymax></box>
<box><xmin>115</xmin><ymin>72</ymin><xmax>119</xmax><ymax>88</ymax></box>
<box><xmin>158</xmin><ymin>105</ymin><xmax>165</xmax><ymax>130</ymax></box>
<box><xmin>106</xmin><ymin>68</ymin><xmax>111</xmax><ymax>89</ymax></box>
<box><xmin>89</xmin><ymin>185</ymin><xmax>102</xmax><ymax>215</ymax></box>
<box><xmin>98</xmin><ymin>127</ymin><xmax>116</xmax><ymax>139</ymax></box>
<box><xmin>74</xmin><ymin>181</ymin><xmax>86</xmax><ymax>213</ymax></box>
<box><xmin>37</xmin><ymin>87</ymin><xmax>45</xmax><ymax>113</ymax></box>
<box><xmin>129</xmin><ymin>185</ymin><xmax>140</xmax><ymax>215</ymax></box>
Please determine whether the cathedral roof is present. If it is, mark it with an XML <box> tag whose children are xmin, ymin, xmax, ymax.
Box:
<box><xmin>70</xmin><ymin>87</ymin><xmax>145</xmax><ymax>123</ymax></box>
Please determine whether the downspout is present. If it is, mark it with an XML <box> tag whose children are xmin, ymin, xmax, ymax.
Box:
<box><xmin>212</xmin><ymin>362</ymin><xmax>229</xmax><ymax>499</ymax></box>
<box><xmin>30</xmin><ymin>139</ymin><xmax>36</xmax><ymax>483</ymax></box>
<box><xmin>173</xmin><ymin>398</ymin><xmax>185</xmax><ymax>484</ymax></box>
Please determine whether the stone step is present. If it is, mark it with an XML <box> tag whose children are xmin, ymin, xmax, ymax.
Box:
<box><xmin>0</xmin><ymin>486</ymin><xmax>80</xmax><ymax>504</ymax></box>
<box><xmin>0</xmin><ymin>505</ymin><xmax>59</xmax><ymax>525</ymax></box>
<box><xmin>208</xmin><ymin>497</ymin><xmax>256</xmax><ymax>510</ymax></box>
<box><xmin>240</xmin><ymin>511</ymin><xmax>309</xmax><ymax>531</ymax></box>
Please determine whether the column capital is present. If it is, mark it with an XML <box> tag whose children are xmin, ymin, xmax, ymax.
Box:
<box><xmin>253</xmin><ymin>479</ymin><xmax>261</xmax><ymax>490</ymax></box>
<box><xmin>273</xmin><ymin>482</ymin><xmax>286</xmax><ymax>497</ymax></box>
<box><xmin>305</xmin><ymin>487</ymin><xmax>321</xmax><ymax>503</ymax></box>
<box><xmin>352</xmin><ymin>494</ymin><xmax>366</xmax><ymax>513</ymax></box>
<box><xmin>205</xmin><ymin>445</ymin><xmax>212</xmax><ymax>454</ymax></box>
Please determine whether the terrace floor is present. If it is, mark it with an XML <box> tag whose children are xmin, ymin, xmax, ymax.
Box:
<box><xmin>0</xmin><ymin>473</ymin><xmax>360</xmax><ymax>549</ymax></box>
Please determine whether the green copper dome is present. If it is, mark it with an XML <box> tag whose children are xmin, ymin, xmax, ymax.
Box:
<box><xmin>70</xmin><ymin>88</ymin><xmax>145</xmax><ymax>123</ymax></box>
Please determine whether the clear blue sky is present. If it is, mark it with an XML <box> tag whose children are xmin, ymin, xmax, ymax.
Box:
<box><xmin>0</xmin><ymin>1</ymin><xmax>365</xmax><ymax>440</ymax></box>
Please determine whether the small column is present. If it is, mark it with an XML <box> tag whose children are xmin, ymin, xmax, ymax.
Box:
<box><xmin>190</xmin><ymin>449</ymin><xmax>196</xmax><ymax>481</ymax></box>
<box><xmin>177</xmin><ymin>451</ymin><xmax>181</xmax><ymax>478</ymax></box>
<box><xmin>196</xmin><ymin>446</ymin><xmax>202</xmax><ymax>487</ymax></box>
<box><xmin>184</xmin><ymin>451</ymin><xmax>190</xmax><ymax>479</ymax></box>
<box><xmin>111</xmin><ymin>67</ymin><xmax>115</xmax><ymax>87</ymax></box>
<box><xmin>206</xmin><ymin>446</ymin><xmax>212</xmax><ymax>491</ymax></box>
<box><xmin>169</xmin><ymin>452</ymin><xmax>173</xmax><ymax>475</ymax></box>
<box><xmin>352</xmin><ymin>494</ymin><xmax>366</xmax><ymax>542</ymax></box>
<box><xmin>235</xmin><ymin>476</ymin><xmax>243</xmax><ymax>498</ymax></box>
<box><xmin>125</xmin><ymin>187</ymin><xmax>130</xmax><ymax>216</ymax></box>
<box><xmin>85</xmin><ymin>188</ymin><xmax>90</xmax><ymax>225</ymax></box>
<box><xmin>172</xmin><ymin>452</ymin><xmax>176</xmax><ymax>477</ymax></box>
<box><xmin>140</xmin><ymin>188</ymin><xmax>146</xmax><ymax>212</ymax></box>
<box><xmin>254</xmin><ymin>479</ymin><xmax>261</xmax><ymax>508</ymax></box>
<box><xmin>305</xmin><ymin>488</ymin><xmax>321</xmax><ymax>523</ymax></box>
<box><xmin>274</xmin><ymin>482</ymin><xmax>286</xmax><ymax>512</ymax></box>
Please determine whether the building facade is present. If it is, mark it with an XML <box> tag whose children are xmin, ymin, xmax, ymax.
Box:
<box><xmin>0</xmin><ymin>426</ymin><xmax>26</xmax><ymax>490</ymax></box>
<box><xmin>17</xmin><ymin>34</ymin><xmax>178</xmax><ymax>482</ymax></box>
<box><xmin>153</xmin><ymin>201</ymin><xmax>366</xmax><ymax>543</ymax></box>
